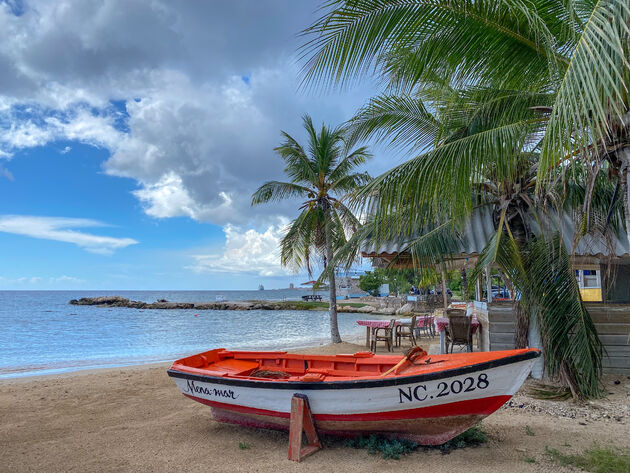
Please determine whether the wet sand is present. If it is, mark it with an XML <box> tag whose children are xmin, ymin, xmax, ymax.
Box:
<box><xmin>1</xmin><ymin>342</ymin><xmax>628</xmax><ymax>473</ymax></box>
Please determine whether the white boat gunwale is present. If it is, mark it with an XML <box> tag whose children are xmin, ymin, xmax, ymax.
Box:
<box><xmin>167</xmin><ymin>350</ymin><xmax>540</xmax><ymax>390</ymax></box>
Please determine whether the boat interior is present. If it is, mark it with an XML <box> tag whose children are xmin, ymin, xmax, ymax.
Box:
<box><xmin>170</xmin><ymin>348</ymin><xmax>534</xmax><ymax>382</ymax></box>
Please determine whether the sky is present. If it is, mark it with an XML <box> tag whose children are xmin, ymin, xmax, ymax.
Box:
<box><xmin>0</xmin><ymin>0</ymin><xmax>399</xmax><ymax>290</ymax></box>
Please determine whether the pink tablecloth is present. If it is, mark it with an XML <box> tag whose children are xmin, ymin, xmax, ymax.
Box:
<box><xmin>356</xmin><ymin>320</ymin><xmax>400</xmax><ymax>329</ymax></box>
<box><xmin>434</xmin><ymin>316</ymin><xmax>480</xmax><ymax>333</ymax></box>
<box><xmin>414</xmin><ymin>316</ymin><xmax>434</xmax><ymax>328</ymax></box>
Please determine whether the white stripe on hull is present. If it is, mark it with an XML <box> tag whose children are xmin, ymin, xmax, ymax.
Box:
<box><xmin>173</xmin><ymin>357</ymin><xmax>536</xmax><ymax>416</ymax></box>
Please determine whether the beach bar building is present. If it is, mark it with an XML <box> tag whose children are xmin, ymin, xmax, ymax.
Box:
<box><xmin>361</xmin><ymin>208</ymin><xmax>630</xmax><ymax>375</ymax></box>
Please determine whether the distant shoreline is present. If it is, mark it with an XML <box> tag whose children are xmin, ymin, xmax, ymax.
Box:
<box><xmin>69</xmin><ymin>295</ymin><xmax>384</xmax><ymax>313</ymax></box>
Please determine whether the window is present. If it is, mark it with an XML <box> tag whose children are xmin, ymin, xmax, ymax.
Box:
<box><xmin>583</xmin><ymin>270</ymin><xmax>599</xmax><ymax>288</ymax></box>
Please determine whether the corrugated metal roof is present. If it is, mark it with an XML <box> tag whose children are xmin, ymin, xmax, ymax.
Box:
<box><xmin>362</xmin><ymin>207</ymin><xmax>630</xmax><ymax>259</ymax></box>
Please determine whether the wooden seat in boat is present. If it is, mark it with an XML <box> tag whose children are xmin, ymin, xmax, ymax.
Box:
<box><xmin>208</xmin><ymin>359</ymin><xmax>260</xmax><ymax>376</ymax></box>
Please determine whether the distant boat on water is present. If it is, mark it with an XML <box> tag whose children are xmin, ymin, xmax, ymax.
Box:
<box><xmin>258</xmin><ymin>284</ymin><xmax>264</xmax><ymax>291</ymax></box>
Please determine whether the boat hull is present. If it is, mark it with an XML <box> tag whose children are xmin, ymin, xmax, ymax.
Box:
<box><xmin>168</xmin><ymin>350</ymin><xmax>538</xmax><ymax>445</ymax></box>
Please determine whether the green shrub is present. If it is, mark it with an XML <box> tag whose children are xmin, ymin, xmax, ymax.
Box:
<box><xmin>438</xmin><ymin>425</ymin><xmax>488</xmax><ymax>453</ymax></box>
<box><xmin>344</xmin><ymin>435</ymin><xmax>418</xmax><ymax>460</ymax></box>
<box><xmin>344</xmin><ymin>425</ymin><xmax>488</xmax><ymax>459</ymax></box>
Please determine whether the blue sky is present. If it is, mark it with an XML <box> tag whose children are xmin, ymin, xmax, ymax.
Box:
<box><xmin>0</xmin><ymin>1</ymin><xmax>391</xmax><ymax>290</ymax></box>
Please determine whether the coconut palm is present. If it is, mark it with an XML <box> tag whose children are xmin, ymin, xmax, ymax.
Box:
<box><xmin>299</xmin><ymin>0</ymin><xmax>628</xmax><ymax>397</ymax></box>
<box><xmin>251</xmin><ymin>115</ymin><xmax>371</xmax><ymax>343</ymax></box>
<box><xmin>319</xmin><ymin>83</ymin><xmax>621</xmax><ymax>397</ymax></box>
<box><xmin>301</xmin><ymin>0</ymin><xmax>629</xmax><ymax>241</ymax></box>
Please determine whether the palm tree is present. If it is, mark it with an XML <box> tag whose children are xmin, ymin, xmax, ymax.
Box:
<box><xmin>252</xmin><ymin>115</ymin><xmax>371</xmax><ymax>343</ymax></box>
<box><xmin>337</xmin><ymin>86</ymin><xmax>612</xmax><ymax>396</ymax></box>
<box><xmin>298</xmin><ymin>0</ymin><xmax>628</xmax><ymax>397</ymax></box>
<box><xmin>301</xmin><ymin>0</ymin><xmax>629</xmax><ymax>241</ymax></box>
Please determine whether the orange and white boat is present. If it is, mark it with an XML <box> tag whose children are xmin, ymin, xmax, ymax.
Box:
<box><xmin>168</xmin><ymin>347</ymin><xmax>540</xmax><ymax>445</ymax></box>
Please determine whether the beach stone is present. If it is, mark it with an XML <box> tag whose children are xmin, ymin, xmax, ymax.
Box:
<box><xmin>374</xmin><ymin>307</ymin><xmax>396</xmax><ymax>315</ymax></box>
<box><xmin>396</xmin><ymin>303</ymin><xmax>414</xmax><ymax>315</ymax></box>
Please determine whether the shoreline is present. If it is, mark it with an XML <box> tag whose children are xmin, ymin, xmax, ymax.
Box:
<box><xmin>68</xmin><ymin>295</ymin><xmax>396</xmax><ymax>314</ymax></box>
<box><xmin>0</xmin><ymin>334</ymin><xmax>368</xmax><ymax>381</ymax></box>
<box><xmin>1</xmin><ymin>342</ymin><xmax>627</xmax><ymax>473</ymax></box>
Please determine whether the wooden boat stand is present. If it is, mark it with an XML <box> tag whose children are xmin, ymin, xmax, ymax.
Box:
<box><xmin>288</xmin><ymin>394</ymin><xmax>322</xmax><ymax>462</ymax></box>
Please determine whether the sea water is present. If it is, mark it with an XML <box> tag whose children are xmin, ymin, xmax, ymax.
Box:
<box><xmin>0</xmin><ymin>290</ymin><xmax>370</xmax><ymax>379</ymax></box>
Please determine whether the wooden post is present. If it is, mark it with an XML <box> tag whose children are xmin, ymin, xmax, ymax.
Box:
<box><xmin>441</xmin><ymin>268</ymin><xmax>448</xmax><ymax>310</ymax></box>
<box><xmin>475</xmin><ymin>277</ymin><xmax>482</xmax><ymax>301</ymax></box>
<box><xmin>288</xmin><ymin>394</ymin><xmax>321</xmax><ymax>462</ymax></box>
<box><xmin>485</xmin><ymin>266</ymin><xmax>493</xmax><ymax>303</ymax></box>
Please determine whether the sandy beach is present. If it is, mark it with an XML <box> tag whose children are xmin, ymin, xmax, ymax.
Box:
<box><xmin>1</xmin><ymin>342</ymin><xmax>628</xmax><ymax>473</ymax></box>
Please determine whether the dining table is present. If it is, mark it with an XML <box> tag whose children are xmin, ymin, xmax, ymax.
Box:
<box><xmin>356</xmin><ymin>319</ymin><xmax>402</xmax><ymax>348</ymax></box>
<box><xmin>434</xmin><ymin>316</ymin><xmax>481</xmax><ymax>354</ymax></box>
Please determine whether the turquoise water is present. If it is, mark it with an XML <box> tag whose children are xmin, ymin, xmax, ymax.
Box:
<box><xmin>0</xmin><ymin>291</ymin><xmax>368</xmax><ymax>379</ymax></box>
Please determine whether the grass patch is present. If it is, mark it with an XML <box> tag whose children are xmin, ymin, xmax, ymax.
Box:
<box><xmin>525</xmin><ymin>425</ymin><xmax>535</xmax><ymax>436</ymax></box>
<box><xmin>344</xmin><ymin>426</ymin><xmax>488</xmax><ymax>459</ymax></box>
<box><xmin>545</xmin><ymin>445</ymin><xmax>630</xmax><ymax>473</ymax></box>
<box><xmin>238</xmin><ymin>442</ymin><xmax>251</xmax><ymax>450</ymax></box>
<box><xmin>437</xmin><ymin>426</ymin><xmax>488</xmax><ymax>454</ymax></box>
<box><xmin>338</xmin><ymin>302</ymin><xmax>372</xmax><ymax>308</ymax></box>
<box><xmin>276</xmin><ymin>301</ymin><xmax>329</xmax><ymax>310</ymax></box>
<box><xmin>344</xmin><ymin>435</ymin><xmax>418</xmax><ymax>459</ymax></box>
<box><xmin>523</xmin><ymin>456</ymin><xmax>536</xmax><ymax>463</ymax></box>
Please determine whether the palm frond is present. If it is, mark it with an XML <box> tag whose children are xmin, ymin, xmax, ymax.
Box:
<box><xmin>539</xmin><ymin>0</ymin><xmax>630</xmax><ymax>180</ymax></box>
<box><xmin>348</xmin><ymin>93</ymin><xmax>440</xmax><ymax>153</ymax></box>
<box><xmin>301</xmin><ymin>0</ymin><xmax>564</xmax><ymax>90</ymax></box>
<box><xmin>251</xmin><ymin>181</ymin><xmax>313</xmax><ymax>205</ymax></box>
<box><xmin>526</xmin><ymin>234</ymin><xmax>604</xmax><ymax>398</ymax></box>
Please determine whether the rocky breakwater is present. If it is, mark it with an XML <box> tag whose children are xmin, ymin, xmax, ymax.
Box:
<box><xmin>68</xmin><ymin>295</ymin><xmax>378</xmax><ymax>313</ymax></box>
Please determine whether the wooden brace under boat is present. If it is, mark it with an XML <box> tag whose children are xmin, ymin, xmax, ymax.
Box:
<box><xmin>168</xmin><ymin>347</ymin><xmax>540</xmax><ymax>445</ymax></box>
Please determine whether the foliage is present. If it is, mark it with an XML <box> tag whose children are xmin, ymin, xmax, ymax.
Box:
<box><xmin>447</xmin><ymin>270</ymin><xmax>462</xmax><ymax>293</ymax></box>
<box><xmin>238</xmin><ymin>442</ymin><xmax>251</xmax><ymax>450</ymax></box>
<box><xmin>298</xmin><ymin>0</ymin><xmax>624</xmax><ymax>396</ymax></box>
<box><xmin>344</xmin><ymin>435</ymin><xmax>418</xmax><ymax>460</ymax></box>
<box><xmin>358</xmin><ymin>270</ymin><xmax>386</xmax><ymax>295</ymax></box>
<box><xmin>344</xmin><ymin>427</ymin><xmax>487</xmax><ymax>459</ymax></box>
<box><xmin>471</xmin><ymin>229</ymin><xmax>604</xmax><ymax>397</ymax></box>
<box><xmin>545</xmin><ymin>445</ymin><xmax>630</xmax><ymax>473</ymax></box>
<box><xmin>528</xmin><ymin>384</ymin><xmax>572</xmax><ymax>401</ymax></box>
<box><xmin>251</xmin><ymin>115</ymin><xmax>371</xmax><ymax>343</ymax></box>
<box><xmin>358</xmin><ymin>268</ymin><xmax>416</xmax><ymax>295</ymax></box>
<box><xmin>437</xmin><ymin>425</ymin><xmax>488</xmax><ymax>454</ymax></box>
<box><xmin>383</xmin><ymin>268</ymin><xmax>415</xmax><ymax>294</ymax></box>
<box><xmin>525</xmin><ymin>425</ymin><xmax>535</xmax><ymax>437</ymax></box>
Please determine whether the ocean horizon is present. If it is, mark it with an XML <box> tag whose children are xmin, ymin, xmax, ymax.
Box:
<box><xmin>0</xmin><ymin>290</ymin><xmax>370</xmax><ymax>379</ymax></box>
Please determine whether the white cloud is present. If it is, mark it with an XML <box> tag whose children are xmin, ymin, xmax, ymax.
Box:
<box><xmin>0</xmin><ymin>275</ymin><xmax>85</xmax><ymax>286</ymax></box>
<box><xmin>0</xmin><ymin>1</ymin><xmax>377</xmax><ymax>228</ymax></box>
<box><xmin>190</xmin><ymin>220</ymin><xmax>294</xmax><ymax>277</ymax></box>
<box><xmin>0</xmin><ymin>215</ymin><xmax>137</xmax><ymax>254</ymax></box>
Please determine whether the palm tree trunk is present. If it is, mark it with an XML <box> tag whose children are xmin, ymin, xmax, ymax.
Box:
<box><xmin>325</xmin><ymin>214</ymin><xmax>342</xmax><ymax>343</ymax></box>
<box><xmin>620</xmin><ymin>148</ymin><xmax>630</xmax><ymax>247</ymax></box>
<box><xmin>441</xmin><ymin>268</ymin><xmax>448</xmax><ymax>310</ymax></box>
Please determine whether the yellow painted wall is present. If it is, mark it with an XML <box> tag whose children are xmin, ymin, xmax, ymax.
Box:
<box><xmin>580</xmin><ymin>288</ymin><xmax>602</xmax><ymax>302</ymax></box>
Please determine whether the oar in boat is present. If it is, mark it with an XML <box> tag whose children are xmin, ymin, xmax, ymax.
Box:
<box><xmin>381</xmin><ymin>346</ymin><xmax>426</xmax><ymax>377</ymax></box>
